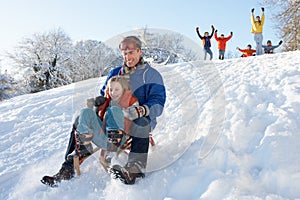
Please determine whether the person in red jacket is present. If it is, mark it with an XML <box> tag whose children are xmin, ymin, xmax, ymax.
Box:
<box><xmin>237</xmin><ymin>44</ymin><xmax>256</xmax><ymax>57</ymax></box>
<box><xmin>98</xmin><ymin>75</ymin><xmax>156</xmax><ymax>170</ymax></box>
<box><xmin>214</xmin><ymin>30</ymin><xmax>233</xmax><ymax>60</ymax></box>
<box><xmin>98</xmin><ymin>76</ymin><xmax>138</xmax><ymax>168</ymax></box>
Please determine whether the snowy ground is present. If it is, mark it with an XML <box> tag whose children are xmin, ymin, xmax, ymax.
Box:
<box><xmin>1</xmin><ymin>51</ymin><xmax>300</xmax><ymax>200</ymax></box>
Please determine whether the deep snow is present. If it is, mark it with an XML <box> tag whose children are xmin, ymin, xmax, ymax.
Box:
<box><xmin>0</xmin><ymin>51</ymin><xmax>300</xmax><ymax>200</ymax></box>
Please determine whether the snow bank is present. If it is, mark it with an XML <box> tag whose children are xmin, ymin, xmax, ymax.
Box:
<box><xmin>0</xmin><ymin>51</ymin><xmax>300</xmax><ymax>200</ymax></box>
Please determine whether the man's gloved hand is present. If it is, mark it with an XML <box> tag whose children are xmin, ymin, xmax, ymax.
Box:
<box><xmin>279</xmin><ymin>40</ymin><xmax>283</xmax><ymax>45</ymax></box>
<box><xmin>123</xmin><ymin>105</ymin><xmax>149</xmax><ymax>121</ymax></box>
<box><xmin>261</xmin><ymin>7</ymin><xmax>264</xmax><ymax>12</ymax></box>
<box><xmin>85</xmin><ymin>98</ymin><xmax>95</xmax><ymax>109</ymax></box>
<box><xmin>251</xmin><ymin>8</ymin><xmax>254</xmax><ymax>13</ymax></box>
<box><xmin>230</xmin><ymin>31</ymin><xmax>233</xmax><ymax>36</ymax></box>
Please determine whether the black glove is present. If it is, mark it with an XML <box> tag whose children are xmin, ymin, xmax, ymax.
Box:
<box><xmin>251</xmin><ymin>8</ymin><xmax>254</xmax><ymax>13</ymax></box>
<box><xmin>230</xmin><ymin>31</ymin><xmax>233</xmax><ymax>35</ymax></box>
<box><xmin>279</xmin><ymin>40</ymin><xmax>283</xmax><ymax>45</ymax></box>
<box><xmin>196</xmin><ymin>27</ymin><xmax>199</xmax><ymax>32</ymax></box>
<box><xmin>211</xmin><ymin>25</ymin><xmax>215</xmax><ymax>30</ymax></box>
<box><xmin>215</xmin><ymin>29</ymin><xmax>218</xmax><ymax>32</ymax></box>
<box><xmin>94</xmin><ymin>96</ymin><xmax>106</xmax><ymax>106</ymax></box>
<box><xmin>261</xmin><ymin>7</ymin><xmax>264</xmax><ymax>12</ymax></box>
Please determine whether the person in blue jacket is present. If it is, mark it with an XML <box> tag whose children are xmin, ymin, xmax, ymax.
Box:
<box><xmin>41</xmin><ymin>36</ymin><xmax>166</xmax><ymax>186</ymax></box>
<box><xmin>196</xmin><ymin>25</ymin><xmax>215</xmax><ymax>60</ymax></box>
<box><xmin>262</xmin><ymin>40</ymin><xmax>283</xmax><ymax>54</ymax></box>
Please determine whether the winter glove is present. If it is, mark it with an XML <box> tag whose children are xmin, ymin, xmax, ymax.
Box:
<box><xmin>86</xmin><ymin>96</ymin><xmax>106</xmax><ymax>109</ymax></box>
<box><xmin>215</xmin><ymin>29</ymin><xmax>218</xmax><ymax>33</ymax></box>
<box><xmin>196</xmin><ymin>27</ymin><xmax>199</xmax><ymax>32</ymax></box>
<box><xmin>94</xmin><ymin>96</ymin><xmax>106</xmax><ymax>106</ymax></box>
<box><xmin>251</xmin><ymin>8</ymin><xmax>254</xmax><ymax>13</ymax></box>
<box><xmin>279</xmin><ymin>40</ymin><xmax>283</xmax><ymax>45</ymax></box>
<box><xmin>86</xmin><ymin>98</ymin><xmax>95</xmax><ymax>109</ymax></box>
<box><xmin>230</xmin><ymin>31</ymin><xmax>233</xmax><ymax>36</ymax></box>
<box><xmin>261</xmin><ymin>7</ymin><xmax>264</xmax><ymax>12</ymax></box>
<box><xmin>123</xmin><ymin>105</ymin><xmax>149</xmax><ymax>121</ymax></box>
<box><xmin>211</xmin><ymin>25</ymin><xmax>215</xmax><ymax>30</ymax></box>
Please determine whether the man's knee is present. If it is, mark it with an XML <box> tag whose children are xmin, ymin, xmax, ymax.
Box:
<box><xmin>130</xmin><ymin>117</ymin><xmax>151</xmax><ymax>138</ymax></box>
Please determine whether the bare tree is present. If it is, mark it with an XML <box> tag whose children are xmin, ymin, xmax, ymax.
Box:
<box><xmin>262</xmin><ymin>0</ymin><xmax>300</xmax><ymax>51</ymax></box>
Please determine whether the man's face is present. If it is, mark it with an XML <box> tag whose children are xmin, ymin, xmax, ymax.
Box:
<box><xmin>120</xmin><ymin>42</ymin><xmax>142</xmax><ymax>67</ymax></box>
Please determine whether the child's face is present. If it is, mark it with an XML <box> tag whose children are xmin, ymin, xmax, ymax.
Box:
<box><xmin>109</xmin><ymin>81</ymin><xmax>124</xmax><ymax>101</ymax></box>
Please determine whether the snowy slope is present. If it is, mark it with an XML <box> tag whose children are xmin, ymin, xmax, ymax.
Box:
<box><xmin>1</xmin><ymin>51</ymin><xmax>300</xmax><ymax>200</ymax></box>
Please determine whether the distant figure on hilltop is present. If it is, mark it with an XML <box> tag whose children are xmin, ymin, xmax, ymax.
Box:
<box><xmin>262</xmin><ymin>40</ymin><xmax>283</xmax><ymax>54</ymax></box>
<box><xmin>237</xmin><ymin>44</ymin><xmax>256</xmax><ymax>57</ymax></box>
<box><xmin>196</xmin><ymin>25</ymin><xmax>215</xmax><ymax>60</ymax></box>
<box><xmin>214</xmin><ymin>29</ymin><xmax>233</xmax><ymax>60</ymax></box>
<box><xmin>251</xmin><ymin>7</ymin><xmax>265</xmax><ymax>56</ymax></box>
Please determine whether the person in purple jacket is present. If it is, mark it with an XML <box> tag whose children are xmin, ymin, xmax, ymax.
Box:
<box><xmin>41</xmin><ymin>36</ymin><xmax>166</xmax><ymax>186</ymax></box>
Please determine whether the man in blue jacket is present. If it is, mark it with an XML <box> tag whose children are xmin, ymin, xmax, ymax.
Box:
<box><xmin>41</xmin><ymin>36</ymin><xmax>166</xmax><ymax>186</ymax></box>
<box><xmin>102</xmin><ymin>36</ymin><xmax>166</xmax><ymax>184</ymax></box>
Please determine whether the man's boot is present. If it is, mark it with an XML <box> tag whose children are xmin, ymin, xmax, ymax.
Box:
<box><xmin>41</xmin><ymin>131</ymin><xmax>93</xmax><ymax>187</ymax></box>
<box><xmin>109</xmin><ymin>161</ymin><xmax>145</xmax><ymax>185</ymax></box>
<box><xmin>41</xmin><ymin>156</ymin><xmax>75</xmax><ymax>187</ymax></box>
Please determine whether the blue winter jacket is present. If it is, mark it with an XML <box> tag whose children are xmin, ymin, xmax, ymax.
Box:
<box><xmin>100</xmin><ymin>62</ymin><xmax>166</xmax><ymax>129</ymax></box>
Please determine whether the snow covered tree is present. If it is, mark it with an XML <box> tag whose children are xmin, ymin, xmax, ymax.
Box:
<box><xmin>69</xmin><ymin>40</ymin><xmax>119</xmax><ymax>82</ymax></box>
<box><xmin>0</xmin><ymin>69</ymin><xmax>21</xmax><ymax>101</ymax></box>
<box><xmin>7</xmin><ymin>28</ymin><xmax>73</xmax><ymax>93</ymax></box>
<box><xmin>138</xmin><ymin>27</ymin><xmax>199</xmax><ymax>64</ymax></box>
<box><xmin>0</xmin><ymin>71</ymin><xmax>12</xmax><ymax>101</ymax></box>
<box><xmin>262</xmin><ymin>0</ymin><xmax>300</xmax><ymax>51</ymax></box>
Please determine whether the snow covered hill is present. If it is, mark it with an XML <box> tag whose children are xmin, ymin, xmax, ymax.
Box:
<box><xmin>1</xmin><ymin>51</ymin><xmax>300</xmax><ymax>200</ymax></box>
